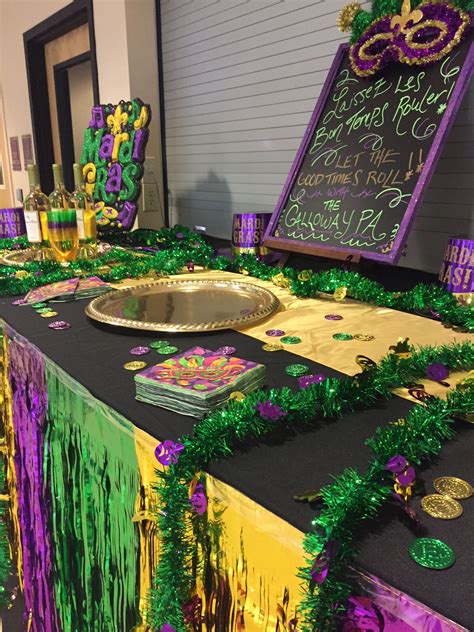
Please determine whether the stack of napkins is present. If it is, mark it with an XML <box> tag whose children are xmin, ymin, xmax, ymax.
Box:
<box><xmin>24</xmin><ymin>276</ymin><xmax>112</xmax><ymax>303</ymax></box>
<box><xmin>135</xmin><ymin>346</ymin><xmax>265</xmax><ymax>418</ymax></box>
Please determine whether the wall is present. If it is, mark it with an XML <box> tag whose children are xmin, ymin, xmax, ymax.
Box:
<box><xmin>0</xmin><ymin>89</ymin><xmax>14</xmax><ymax>208</ymax></box>
<box><xmin>0</xmin><ymin>0</ymin><xmax>70</xmax><ymax>196</ymax></box>
<box><xmin>69</xmin><ymin>61</ymin><xmax>94</xmax><ymax>163</ymax></box>
<box><xmin>160</xmin><ymin>0</ymin><xmax>473</xmax><ymax>273</ymax></box>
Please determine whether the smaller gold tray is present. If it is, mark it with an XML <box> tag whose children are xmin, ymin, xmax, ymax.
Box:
<box><xmin>1</xmin><ymin>244</ymin><xmax>123</xmax><ymax>267</ymax></box>
<box><xmin>85</xmin><ymin>279</ymin><xmax>280</xmax><ymax>333</ymax></box>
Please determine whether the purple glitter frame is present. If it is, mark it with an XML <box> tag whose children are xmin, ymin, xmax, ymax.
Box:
<box><xmin>264</xmin><ymin>38</ymin><xmax>474</xmax><ymax>264</ymax></box>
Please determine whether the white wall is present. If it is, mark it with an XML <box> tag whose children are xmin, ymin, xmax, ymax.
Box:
<box><xmin>69</xmin><ymin>61</ymin><xmax>94</xmax><ymax>163</ymax></box>
<box><xmin>160</xmin><ymin>0</ymin><xmax>473</xmax><ymax>273</ymax></box>
<box><xmin>0</xmin><ymin>0</ymin><xmax>70</xmax><ymax>196</ymax></box>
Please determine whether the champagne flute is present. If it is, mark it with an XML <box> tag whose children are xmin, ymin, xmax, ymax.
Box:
<box><xmin>47</xmin><ymin>210</ymin><xmax>79</xmax><ymax>266</ymax></box>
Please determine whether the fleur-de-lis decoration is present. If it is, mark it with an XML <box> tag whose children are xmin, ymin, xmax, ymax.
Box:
<box><xmin>390</xmin><ymin>0</ymin><xmax>423</xmax><ymax>34</ymax></box>
<box><xmin>107</xmin><ymin>103</ymin><xmax>129</xmax><ymax>135</ymax></box>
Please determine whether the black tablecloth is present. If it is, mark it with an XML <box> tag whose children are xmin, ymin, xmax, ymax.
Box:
<box><xmin>1</xmin><ymin>295</ymin><xmax>472</xmax><ymax>629</ymax></box>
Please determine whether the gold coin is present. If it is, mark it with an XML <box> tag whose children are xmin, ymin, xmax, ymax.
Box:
<box><xmin>123</xmin><ymin>361</ymin><xmax>147</xmax><ymax>371</ymax></box>
<box><xmin>433</xmin><ymin>477</ymin><xmax>473</xmax><ymax>500</ymax></box>
<box><xmin>262</xmin><ymin>343</ymin><xmax>283</xmax><ymax>352</ymax></box>
<box><xmin>40</xmin><ymin>311</ymin><xmax>58</xmax><ymax>318</ymax></box>
<box><xmin>354</xmin><ymin>334</ymin><xmax>375</xmax><ymax>341</ymax></box>
<box><xmin>334</xmin><ymin>286</ymin><xmax>347</xmax><ymax>301</ymax></box>
<box><xmin>421</xmin><ymin>494</ymin><xmax>463</xmax><ymax>519</ymax></box>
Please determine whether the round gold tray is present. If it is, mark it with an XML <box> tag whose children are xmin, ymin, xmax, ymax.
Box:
<box><xmin>85</xmin><ymin>279</ymin><xmax>280</xmax><ymax>333</ymax></box>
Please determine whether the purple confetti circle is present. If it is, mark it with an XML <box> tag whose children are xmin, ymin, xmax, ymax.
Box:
<box><xmin>266</xmin><ymin>329</ymin><xmax>285</xmax><ymax>337</ymax></box>
<box><xmin>298</xmin><ymin>374</ymin><xmax>326</xmax><ymax>388</ymax></box>
<box><xmin>325</xmin><ymin>314</ymin><xmax>343</xmax><ymax>321</ymax></box>
<box><xmin>130</xmin><ymin>346</ymin><xmax>151</xmax><ymax>356</ymax></box>
<box><xmin>12</xmin><ymin>298</ymin><xmax>27</xmax><ymax>306</ymax></box>
<box><xmin>216</xmin><ymin>346</ymin><xmax>236</xmax><ymax>355</ymax></box>
<box><xmin>48</xmin><ymin>321</ymin><xmax>71</xmax><ymax>330</ymax></box>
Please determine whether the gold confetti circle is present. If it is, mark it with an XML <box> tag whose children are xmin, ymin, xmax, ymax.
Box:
<box><xmin>123</xmin><ymin>361</ymin><xmax>147</xmax><ymax>371</ymax></box>
<box><xmin>354</xmin><ymin>334</ymin><xmax>375</xmax><ymax>341</ymax></box>
<box><xmin>229</xmin><ymin>391</ymin><xmax>246</xmax><ymax>402</ymax></box>
<box><xmin>262</xmin><ymin>343</ymin><xmax>283</xmax><ymax>352</ymax></box>
<box><xmin>334</xmin><ymin>286</ymin><xmax>347</xmax><ymax>302</ymax></box>
<box><xmin>40</xmin><ymin>311</ymin><xmax>58</xmax><ymax>318</ymax></box>
<box><xmin>421</xmin><ymin>494</ymin><xmax>463</xmax><ymax>520</ymax></box>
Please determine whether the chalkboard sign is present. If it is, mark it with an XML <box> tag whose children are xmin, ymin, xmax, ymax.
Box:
<box><xmin>264</xmin><ymin>36</ymin><xmax>473</xmax><ymax>263</ymax></box>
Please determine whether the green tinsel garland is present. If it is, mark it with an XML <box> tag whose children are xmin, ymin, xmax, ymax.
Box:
<box><xmin>1</xmin><ymin>226</ymin><xmax>472</xmax><ymax>331</ymax></box>
<box><xmin>149</xmin><ymin>341</ymin><xmax>474</xmax><ymax>631</ymax></box>
<box><xmin>0</xmin><ymin>235</ymin><xmax>29</xmax><ymax>251</ymax></box>
<box><xmin>299</xmin><ymin>384</ymin><xmax>474</xmax><ymax>631</ymax></box>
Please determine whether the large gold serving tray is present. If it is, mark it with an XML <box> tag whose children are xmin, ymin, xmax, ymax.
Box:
<box><xmin>85</xmin><ymin>279</ymin><xmax>280</xmax><ymax>333</ymax></box>
<box><xmin>1</xmin><ymin>244</ymin><xmax>124</xmax><ymax>267</ymax></box>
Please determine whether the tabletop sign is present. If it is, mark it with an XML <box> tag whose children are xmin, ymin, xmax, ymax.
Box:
<box><xmin>264</xmin><ymin>37</ymin><xmax>473</xmax><ymax>263</ymax></box>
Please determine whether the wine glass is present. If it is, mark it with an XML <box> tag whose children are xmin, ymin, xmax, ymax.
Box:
<box><xmin>47</xmin><ymin>210</ymin><xmax>79</xmax><ymax>266</ymax></box>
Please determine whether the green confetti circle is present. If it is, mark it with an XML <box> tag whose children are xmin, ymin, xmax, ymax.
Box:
<box><xmin>149</xmin><ymin>340</ymin><xmax>169</xmax><ymax>349</ymax></box>
<box><xmin>285</xmin><ymin>364</ymin><xmax>310</xmax><ymax>377</ymax></box>
<box><xmin>156</xmin><ymin>346</ymin><xmax>179</xmax><ymax>355</ymax></box>
<box><xmin>31</xmin><ymin>302</ymin><xmax>48</xmax><ymax>309</ymax></box>
<box><xmin>281</xmin><ymin>336</ymin><xmax>302</xmax><ymax>345</ymax></box>
<box><xmin>333</xmin><ymin>333</ymin><xmax>354</xmax><ymax>341</ymax></box>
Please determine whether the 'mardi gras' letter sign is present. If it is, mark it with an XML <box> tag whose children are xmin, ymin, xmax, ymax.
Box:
<box><xmin>80</xmin><ymin>98</ymin><xmax>151</xmax><ymax>232</ymax></box>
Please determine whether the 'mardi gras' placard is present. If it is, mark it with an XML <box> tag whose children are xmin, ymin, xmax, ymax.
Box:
<box><xmin>80</xmin><ymin>98</ymin><xmax>151</xmax><ymax>232</ymax></box>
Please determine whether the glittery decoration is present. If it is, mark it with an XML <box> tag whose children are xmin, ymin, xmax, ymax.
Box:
<box><xmin>215</xmin><ymin>346</ymin><xmax>236</xmax><ymax>355</ymax></box>
<box><xmin>48</xmin><ymin>321</ymin><xmax>71</xmax><ymax>330</ymax></box>
<box><xmin>189</xmin><ymin>483</ymin><xmax>207</xmax><ymax>514</ymax></box>
<box><xmin>299</xmin><ymin>374</ymin><xmax>326</xmax><ymax>388</ymax></box>
<box><xmin>123</xmin><ymin>361</ymin><xmax>147</xmax><ymax>371</ymax></box>
<box><xmin>281</xmin><ymin>336</ymin><xmax>302</xmax><ymax>345</ymax></box>
<box><xmin>337</xmin><ymin>2</ymin><xmax>362</xmax><ymax>32</ymax></box>
<box><xmin>36</xmin><ymin>307</ymin><xmax>54</xmax><ymax>313</ymax></box>
<box><xmin>325</xmin><ymin>314</ymin><xmax>343</xmax><ymax>321</ymax></box>
<box><xmin>354</xmin><ymin>334</ymin><xmax>375</xmax><ymax>341</ymax></box>
<box><xmin>154</xmin><ymin>440</ymin><xmax>185</xmax><ymax>466</ymax></box>
<box><xmin>386</xmin><ymin>455</ymin><xmax>408</xmax><ymax>474</ymax></box>
<box><xmin>45</xmin><ymin>359</ymin><xmax>140</xmax><ymax>630</ymax></box>
<box><xmin>150</xmin><ymin>340</ymin><xmax>169</xmax><ymax>349</ymax></box>
<box><xmin>409</xmin><ymin>538</ymin><xmax>455</xmax><ymax>570</ymax></box>
<box><xmin>333</xmin><ymin>333</ymin><xmax>353</xmax><ymax>341</ymax></box>
<box><xmin>156</xmin><ymin>345</ymin><xmax>179</xmax><ymax>355</ymax></box>
<box><xmin>285</xmin><ymin>364</ymin><xmax>310</xmax><ymax>377</ymax></box>
<box><xmin>426</xmin><ymin>362</ymin><xmax>449</xmax><ymax>382</ymax></box>
<box><xmin>355</xmin><ymin>355</ymin><xmax>377</xmax><ymax>370</ymax></box>
<box><xmin>298</xmin><ymin>270</ymin><xmax>312</xmax><ymax>282</ymax></box>
<box><xmin>40</xmin><ymin>311</ymin><xmax>58</xmax><ymax>318</ymax></box>
<box><xmin>129</xmin><ymin>346</ymin><xmax>151</xmax><ymax>356</ymax></box>
<box><xmin>262</xmin><ymin>343</ymin><xmax>283</xmax><ymax>352</ymax></box>
<box><xmin>31</xmin><ymin>302</ymin><xmax>48</xmax><ymax>309</ymax></box>
<box><xmin>12</xmin><ymin>298</ymin><xmax>27</xmax><ymax>305</ymax></box>
<box><xmin>8</xmin><ymin>335</ymin><xmax>62</xmax><ymax>629</ymax></box>
<box><xmin>310</xmin><ymin>540</ymin><xmax>340</xmax><ymax>584</ymax></box>
<box><xmin>256</xmin><ymin>400</ymin><xmax>287</xmax><ymax>421</ymax></box>
<box><xmin>266</xmin><ymin>329</ymin><xmax>285</xmax><ymax>337</ymax></box>
<box><xmin>349</xmin><ymin>2</ymin><xmax>470</xmax><ymax>78</ymax></box>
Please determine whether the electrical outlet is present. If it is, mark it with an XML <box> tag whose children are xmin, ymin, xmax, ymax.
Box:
<box><xmin>142</xmin><ymin>182</ymin><xmax>160</xmax><ymax>212</ymax></box>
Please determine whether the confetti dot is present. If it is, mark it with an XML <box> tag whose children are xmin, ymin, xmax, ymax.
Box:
<box><xmin>285</xmin><ymin>364</ymin><xmax>310</xmax><ymax>377</ymax></box>
<box><xmin>281</xmin><ymin>336</ymin><xmax>301</xmax><ymax>345</ymax></box>
<box><xmin>48</xmin><ymin>321</ymin><xmax>71</xmax><ymax>330</ymax></box>
<box><xmin>333</xmin><ymin>333</ymin><xmax>353</xmax><ymax>341</ymax></box>
<box><xmin>266</xmin><ymin>329</ymin><xmax>285</xmax><ymax>337</ymax></box>
<box><xmin>216</xmin><ymin>346</ymin><xmax>236</xmax><ymax>355</ymax></box>
<box><xmin>130</xmin><ymin>346</ymin><xmax>151</xmax><ymax>356</ymax></box>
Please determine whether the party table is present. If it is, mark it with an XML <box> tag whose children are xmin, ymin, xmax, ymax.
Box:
<box><xmin>0</xmin><ymin>269</ymin><xmax>473</xmax><ymax>632</ymax></box>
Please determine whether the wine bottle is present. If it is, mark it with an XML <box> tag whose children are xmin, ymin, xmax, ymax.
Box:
<box><xmin>49</xmin><ymin>164</ymin><xmax>71</xmax><ymax>210</ymax></box>
<box><xmin>24</xmin><ymin>164</ymin><xmax>50</xmax><ymax>248</ymax></box>
<box><xmin>70</xmin><ymin>163</ymin><xmax>97</xmax><ymax>255</ymax></box>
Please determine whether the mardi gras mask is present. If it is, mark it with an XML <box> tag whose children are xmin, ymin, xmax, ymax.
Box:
<box><xmin>349</xmin><ymin>1</ymin><xmax>470</xmax><ymax>77</ymax></box>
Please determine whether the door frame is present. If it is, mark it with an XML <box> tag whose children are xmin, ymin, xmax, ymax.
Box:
<box><xmin>24</xmin><ymin>0</ymin><xmax>99</xmax><ymax>193</ymax></box>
